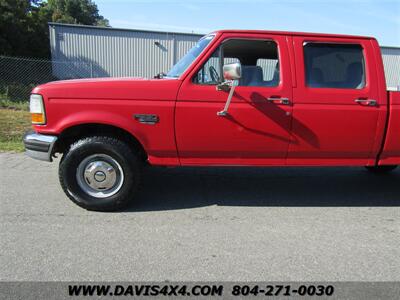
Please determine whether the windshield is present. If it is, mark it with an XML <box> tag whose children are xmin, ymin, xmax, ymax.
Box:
<box><xmin>166</xmin><ymin>35</ymin><xmax>214</xmax><ymax>78</ymax></box>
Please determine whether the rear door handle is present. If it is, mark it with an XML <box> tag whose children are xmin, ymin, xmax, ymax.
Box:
<box><xmin>355</xmin><ymin>99</ymin><xmax>377</xmax><ymax>107</ymax></box>
<box><xmin>267</xmin><ymin>97</ymin><xmax>291</xmax><ymax>105</ymax></box>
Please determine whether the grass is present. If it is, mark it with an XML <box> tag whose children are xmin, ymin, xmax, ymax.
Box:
<box><xmin>0</xmin><ymin>108</ymin><xmax>31</xmax><ymax>152</ymax></box>
<box><xmin>0</xmin><ymin>99</ymin><xmax>29</xmax><ymax>111</ymax></box>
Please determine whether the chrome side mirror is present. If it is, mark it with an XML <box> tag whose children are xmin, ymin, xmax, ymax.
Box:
<box><xmin>223</xmin><ymin>62</ymin><xmax>241</xmax><ymax>80</ymax></box>
<box><xmin>217</xmin><ymin>63</ymin><xmax>241</xmax><ymax>116</ymax></box>
<box><xmin>217</xmin><ymin>62</ymin><xmax>242</xmax><ymax>91</ymax></box>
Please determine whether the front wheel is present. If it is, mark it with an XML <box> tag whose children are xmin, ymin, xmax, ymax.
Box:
<box><xmin>365</xmin><ymin>165</ymin><xmax>398</xmax><ymax>174</ymax></box>
<box><xmin>59</xmin><ymin>136</ymin><xmax>141</xmax><ymax>211</ymax></box>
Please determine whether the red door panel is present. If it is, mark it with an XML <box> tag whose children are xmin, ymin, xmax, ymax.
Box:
<box><xmin>176</xmin><ymin>33</ymin><xmax>293</xmax><ymax>166</ymax></box>
<box><xmin>288</xmin><ymin>37</ymin><xmax>387</xmax><ymax>166</ymax></box>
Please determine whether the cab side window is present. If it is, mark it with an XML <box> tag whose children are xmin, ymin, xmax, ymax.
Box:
<box><xmin>193</xmin><ymin>48</ymin><xmax>239</xmax><ymax>85</ymax></box>
<box><xmin>304</xmin><ymin>43</ymin><xmax>366</xmax><ymax>89</ymax></box>
<box><xmin>194</xmin><ymin>48</ymin><xmax>220</xmax><ymax>85</ymax></box>
<box><xmin>256</xmin><ymin>58</ymin><xmax>280</xmax><ymax>86</ymax></box>
<box><xmin>193</xmin><ymin>39</ymin><xmax>280</xmax><ymax>87</ymax></box>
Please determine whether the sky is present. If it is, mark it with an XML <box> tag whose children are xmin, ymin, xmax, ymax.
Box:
<box><xmin>95</xmin><ymin>0</ymin><xmax>400</xmax><ymax>47</ymax></box>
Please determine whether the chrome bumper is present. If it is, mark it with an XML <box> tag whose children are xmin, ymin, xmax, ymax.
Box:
<box><xmin>23</xmin><ymin>131</ymin><xmax>58</xmax><ymax>162</ymax></box>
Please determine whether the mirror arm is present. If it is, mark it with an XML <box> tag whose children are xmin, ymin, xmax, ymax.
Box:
<box><xmin>216</xmin><ymin>80</ymin><xmax>231</xmax><ymax>91</ymax></box>
<box><xmin>217</xmin><ymin>80</ymin><xmax>237</xmax><ymax>116</ymax></box>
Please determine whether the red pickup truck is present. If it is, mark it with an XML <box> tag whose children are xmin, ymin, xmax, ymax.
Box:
<box><xmin>24</xmin><ymin>30</ymin><xmax>399</xmax><ymax>211</ymax></box>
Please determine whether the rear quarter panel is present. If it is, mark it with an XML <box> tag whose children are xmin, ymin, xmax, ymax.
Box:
<box><xmin>379</xmin><ymin>91</ymin><xmax>400</xmax><ymax>165</ymax></box>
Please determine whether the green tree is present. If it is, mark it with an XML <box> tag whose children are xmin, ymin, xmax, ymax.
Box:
<box><xmin>0</xmin><ymin>0</ymin><xmax>36</xmax><ymax>57</ymax></box>
<box><xmin>0</xmin><ymin>0</ymin><xmax>109</xmax><ymax>58</ymax></box>
<box><xmin>46</xmin><ymin>0</ymin><xmax>109</xmax><ymax>26</ymax></box>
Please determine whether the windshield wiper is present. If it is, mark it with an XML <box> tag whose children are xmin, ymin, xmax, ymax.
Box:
<box><xmin>161</xmin><ymin>74</ymin><xmax>180</xmax><ymax>79</ymax></box>
<box><xmin>154</xmin><ymin>72</ymin><xmax>166</xmax><ymax>79</ymax></box>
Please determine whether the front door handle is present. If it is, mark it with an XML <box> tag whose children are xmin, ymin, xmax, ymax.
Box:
<box><xmin>267</xmin><ymin>97</ymin><xmax>291</xmax><ymax>105</ymax></box>
<box><xmin>355</xmin><ymin>99</ymin><xmax>377</xmax><ymax>107</ymax></box>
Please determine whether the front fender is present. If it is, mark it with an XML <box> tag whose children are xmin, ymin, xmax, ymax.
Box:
<box><xmin>33</xmin><ymin>99</ymin><xmax>178</xmax><ymax>165</ymax></box>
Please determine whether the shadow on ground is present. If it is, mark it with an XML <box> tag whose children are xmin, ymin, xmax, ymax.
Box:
<box><xmin>128</xmin><ymin>167</ymin><xmax>400</xmax><ymax>211</ymax></box>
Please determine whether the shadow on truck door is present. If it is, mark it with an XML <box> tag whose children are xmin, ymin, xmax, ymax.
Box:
<box><xmin>127</xmin><ymin>167</ymin><xmax>400</xmax><ymax>212</ymax></box>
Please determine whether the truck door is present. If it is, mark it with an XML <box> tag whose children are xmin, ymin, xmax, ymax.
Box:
<box><xmin>175</xmin><ymin>34</ymin><xmax>293</xmax><ymax>166</ymax></box>
<box><xmin>288</xmin><ymin>37</ymin><xmax>387</xmax><ymax>165</ymax></box>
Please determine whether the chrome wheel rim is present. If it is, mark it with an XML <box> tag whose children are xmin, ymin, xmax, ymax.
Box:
<box><xmin>76</xmin><ymin>154</ymin><xmax>124</xmax><ymax>198</ymax></box>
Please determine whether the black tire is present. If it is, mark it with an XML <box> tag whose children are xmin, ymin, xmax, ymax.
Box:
<box><xmin>59</xmin><ymin>136</ymin><xmax>141</xmax><ymax>211</ymax></box>
<box><xmin>365</xmin><ymin>165</ymin><xmax>398</xmax><ymax>174</ymax></box>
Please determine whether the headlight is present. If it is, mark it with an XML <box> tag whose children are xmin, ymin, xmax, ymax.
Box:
<box><xmin>30</xmin><ymin>94</ymin><xmax>46</xmax><ymax>125</ymax></box>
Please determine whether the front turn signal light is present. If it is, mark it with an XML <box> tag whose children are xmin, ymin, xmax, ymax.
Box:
<box><xmin>30</xmin><ymin>94</ymin><xmax>46</xmax><ymax>125</ymax></box>
<box><xmin>31</xmin><ymin>113</ymin><xmax>45</xmax><ymax>124</ymax></box>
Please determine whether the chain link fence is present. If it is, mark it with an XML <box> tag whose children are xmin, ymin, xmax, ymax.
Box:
<box><xmin>0</xmin><ymin>55</ymin><xmax>99</xmax><ymax>103</ymax></box>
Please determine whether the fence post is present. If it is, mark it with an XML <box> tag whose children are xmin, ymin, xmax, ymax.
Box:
<box><xmin>90</xmin><ymin>63</ymin><xmax>93</xmax><ymax>78</ymax></box>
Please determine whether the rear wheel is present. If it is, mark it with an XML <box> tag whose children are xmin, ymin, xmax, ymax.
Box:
<box><xmin>365</xmin><ymin>165</ymin><xmax>398</xmax><ymax>174</ymax></box>
<box><xmin>59</xmin><ymin>136</ymin><xmax>141</xmax><ymax>211</ymax></box>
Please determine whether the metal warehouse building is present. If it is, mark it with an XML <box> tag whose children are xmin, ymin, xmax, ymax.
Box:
<box><xmin>49</xmin><ymin>23</ymin><xmax>400</xmax><ymax>89</ymax></box>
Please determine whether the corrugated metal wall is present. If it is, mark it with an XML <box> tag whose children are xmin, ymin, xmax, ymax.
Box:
<box><xmin>49</xmin><ymin>23</ymin><xmax>202</xmax><ymax>79</ymax></box>
<box><xmin>381</xmin><ymin>47</ymin><xmax>400</xmax><ymax>89</ymax></box>
<box><xmin>49</xmin><ymin>23</ymin><xmax>400</xmax><ymax>89</ymax></box>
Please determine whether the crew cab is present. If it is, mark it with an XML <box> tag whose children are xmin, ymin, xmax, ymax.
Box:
<box><xmin>24</xmin><ymin>30</ymin><xmax>400</xmax><ymax>211</ymax></box>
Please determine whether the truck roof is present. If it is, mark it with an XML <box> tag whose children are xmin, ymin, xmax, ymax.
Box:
<box><xmin>211</xmin><ymin>29</ymin><xmax>374</xmax><ymax>40</ymax></box>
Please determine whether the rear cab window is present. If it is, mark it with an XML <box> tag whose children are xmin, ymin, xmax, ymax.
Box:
<box><xmin>304</xmin><ymin>43</ymin><xmax>366</xmax><ymax>89</ymax></box>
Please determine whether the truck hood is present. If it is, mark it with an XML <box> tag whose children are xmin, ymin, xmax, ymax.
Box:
<box><xmin>32</xmin><ymin>77</ymin><xmax>182</xmax><ymax>101</ymax></box>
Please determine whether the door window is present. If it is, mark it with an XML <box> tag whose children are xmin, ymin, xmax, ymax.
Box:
<box><xmin>193</xmin><ymin>39</ymin><xmax>280</xmax><ymax>87</ymax></box>
<box><xmin>304</xmin><ymin>43</ymin><xmax>366</xmax><ymax>89</ymax></box>
<box><xmin>193</xmin><ymin>48</ymin><xmax>239</xmax><ymax>85</ymax></box>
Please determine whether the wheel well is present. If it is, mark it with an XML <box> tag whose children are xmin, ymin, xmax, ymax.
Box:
<box><xmin>55</xmin><ymin>123</ymin><xmax>147</xmax><ymax>162</ymax></box>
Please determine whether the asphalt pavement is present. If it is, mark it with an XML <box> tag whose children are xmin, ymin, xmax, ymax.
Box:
<box><xmin>1</xmin><ymin>152</ymin><xmax>399</xmax><ymax>281</ymax></box>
